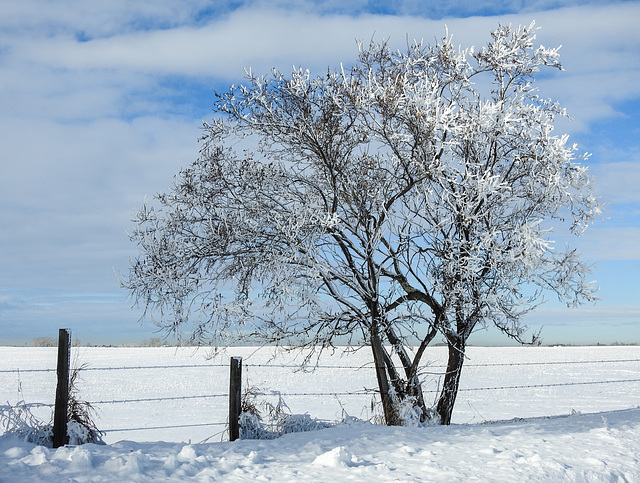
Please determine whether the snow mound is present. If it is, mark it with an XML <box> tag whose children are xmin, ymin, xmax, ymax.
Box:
<box><xmin>313</xmin><ymin>446</ymin><xmax>356</xmax><ymax>467</ymax></box>
<box><xmin>1</xmin><ymin>408</ymin><xmax>640</xmax><ymax>481</ymax></box>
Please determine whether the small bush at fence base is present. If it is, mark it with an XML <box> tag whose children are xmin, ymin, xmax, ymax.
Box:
<box><xmin>0</xmin><ymin>399</ymin><xmax>104</xmax><ymax>447</ymax></box>
<box><xmin>239</xmin><ymin>411</ymin><xmax>333</xmax><ymax>440</ymax></box>
<box><xmin>0</xmin><ymin>402</ymin><xmax>53</xmax><ymax>446</ymax></box>
<box><xmin>66</xmin><ymin>364</ymin><xmax>104</xmax><ymax>444</ymax></box>
<box><xmin>238</xmin><ymin>388</ymin><xmax>332</xmax><ymax>440</ymax></box>
<box><xmin>1</xmin><ymin>364</ymin><xmax>104</xmax><ymax>447</ymax></box>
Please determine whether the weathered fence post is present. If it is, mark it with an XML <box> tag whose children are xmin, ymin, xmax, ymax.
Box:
<box><xmin>53</xmin><ymin>328</ymin><xmax>71</xmax><ymax>448</ymax></box>
<box><xmin>229</xmin><ymin>356</ymin><xmax>242</xmax><ymax>441</ymax></box>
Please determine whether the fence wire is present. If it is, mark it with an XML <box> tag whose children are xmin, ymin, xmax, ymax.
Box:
<box><xmin>3</xmin><ymin>357</ymin><xmax>639</xmax><ymax>374</ymax></box>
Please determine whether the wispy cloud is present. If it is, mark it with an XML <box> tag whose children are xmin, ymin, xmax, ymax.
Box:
<box><xmin>8</xmin><ymin>3</ymin><xmax>640</xmax><ymax>126</ymax></box>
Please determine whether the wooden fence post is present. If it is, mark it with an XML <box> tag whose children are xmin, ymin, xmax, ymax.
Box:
<box><xmin>229</xmin><ymin>356</ymin><xmax>242</xmax><ymax>441</ymax></box>
<box><xmin>53</xmin><ymin>328</ymin><xmax>71</xmax><ymax>448</ymax></box>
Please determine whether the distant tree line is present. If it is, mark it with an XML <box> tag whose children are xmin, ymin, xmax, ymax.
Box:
<box><xmin>29</xmin><ymin>336</ymin><xmax>179</xmax><ymax>348</ymax></box>
<box><xmin>31</xmin><ymin>337</ymin><xmax>81</xmax><ymax>347</ymax></box>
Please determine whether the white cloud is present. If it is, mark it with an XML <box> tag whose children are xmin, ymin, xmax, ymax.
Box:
<box><xmin>524</xmin><ymin>303</ymin><xmax>640</xmax><ymax>325</ymax></box>
<box><xmin>9</xmin><ymin>3</ymin><xmax>640</xmax><ymax>127</ymax></box>
<box><xmin>577</xmin><ymin>227</ymin><xmax>640</xmax><ymax>260</ymax></box>
<box><xmin>592</xmin><ymin>160</ymin><xmax>640</xmax><ymax>204</ymax></box>
<box><xmin>0</xmin><ymin>0</ymin><xmax>216</xmax><ymax>38</ymax></box>
<box><xmin>0</xmin><ymin>114</ymin><xmax>201</xmax><ymax>293</ymax></box>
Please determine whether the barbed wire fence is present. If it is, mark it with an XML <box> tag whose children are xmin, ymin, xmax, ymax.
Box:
<box><xmin>2</xmin><ymin>346</ymin><xmax>640</xmax><ymax>443</ymax></box>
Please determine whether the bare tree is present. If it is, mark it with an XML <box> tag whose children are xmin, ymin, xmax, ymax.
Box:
<box><xmin>123</xmin><ymin>23</ymin><xmax>601</xmax><ymax>425</ymax></box>
<box><xmin>32</xmin><ymin>337</ymin><xmax>57</xmax><ymax>347</ymax></box>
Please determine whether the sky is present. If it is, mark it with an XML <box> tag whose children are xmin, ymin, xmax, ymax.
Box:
<box><xmin>0</xmin><ymin>0</ymin><xmax>639</xmax><ymax>346</ymax></box>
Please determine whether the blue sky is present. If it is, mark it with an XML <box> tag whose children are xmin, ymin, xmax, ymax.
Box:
<box><xmin>1</xmin><ymin>0</ymin><xmax>639</xmax><ymax>346</ymax></box>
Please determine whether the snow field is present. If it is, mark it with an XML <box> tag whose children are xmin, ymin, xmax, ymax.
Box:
<box><xmin>2</xmin><ymin>345</ymin><xmax>640</xmax><ymax>444</ymax></box>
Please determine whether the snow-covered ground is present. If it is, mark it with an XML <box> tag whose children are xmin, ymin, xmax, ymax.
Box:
<box><xmin>1</xmin><ymin>345</ymin><xmax>640</xmax><ymax>481</ymax></box>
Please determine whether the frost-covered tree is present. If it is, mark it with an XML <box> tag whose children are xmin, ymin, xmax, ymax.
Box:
<box><xmin>123</xmin><ymin>23</ymin><xmax>601</xmax><ymax>425</ymax></box>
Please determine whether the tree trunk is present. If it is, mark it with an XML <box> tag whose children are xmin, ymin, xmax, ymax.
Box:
<box><xmin>370</xmin><ymin>330</ymin><xmax>399</xmax><ymax>426</ymax></box>
<box><xmin>405</xmin><ymin>373</ymin><xmax>429</xmax><ymax>422</ymax></box>
<box><xmin>436</xmin><ymin>336</ymin><xmax>466</xmax><ymax>425</ymax></box>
